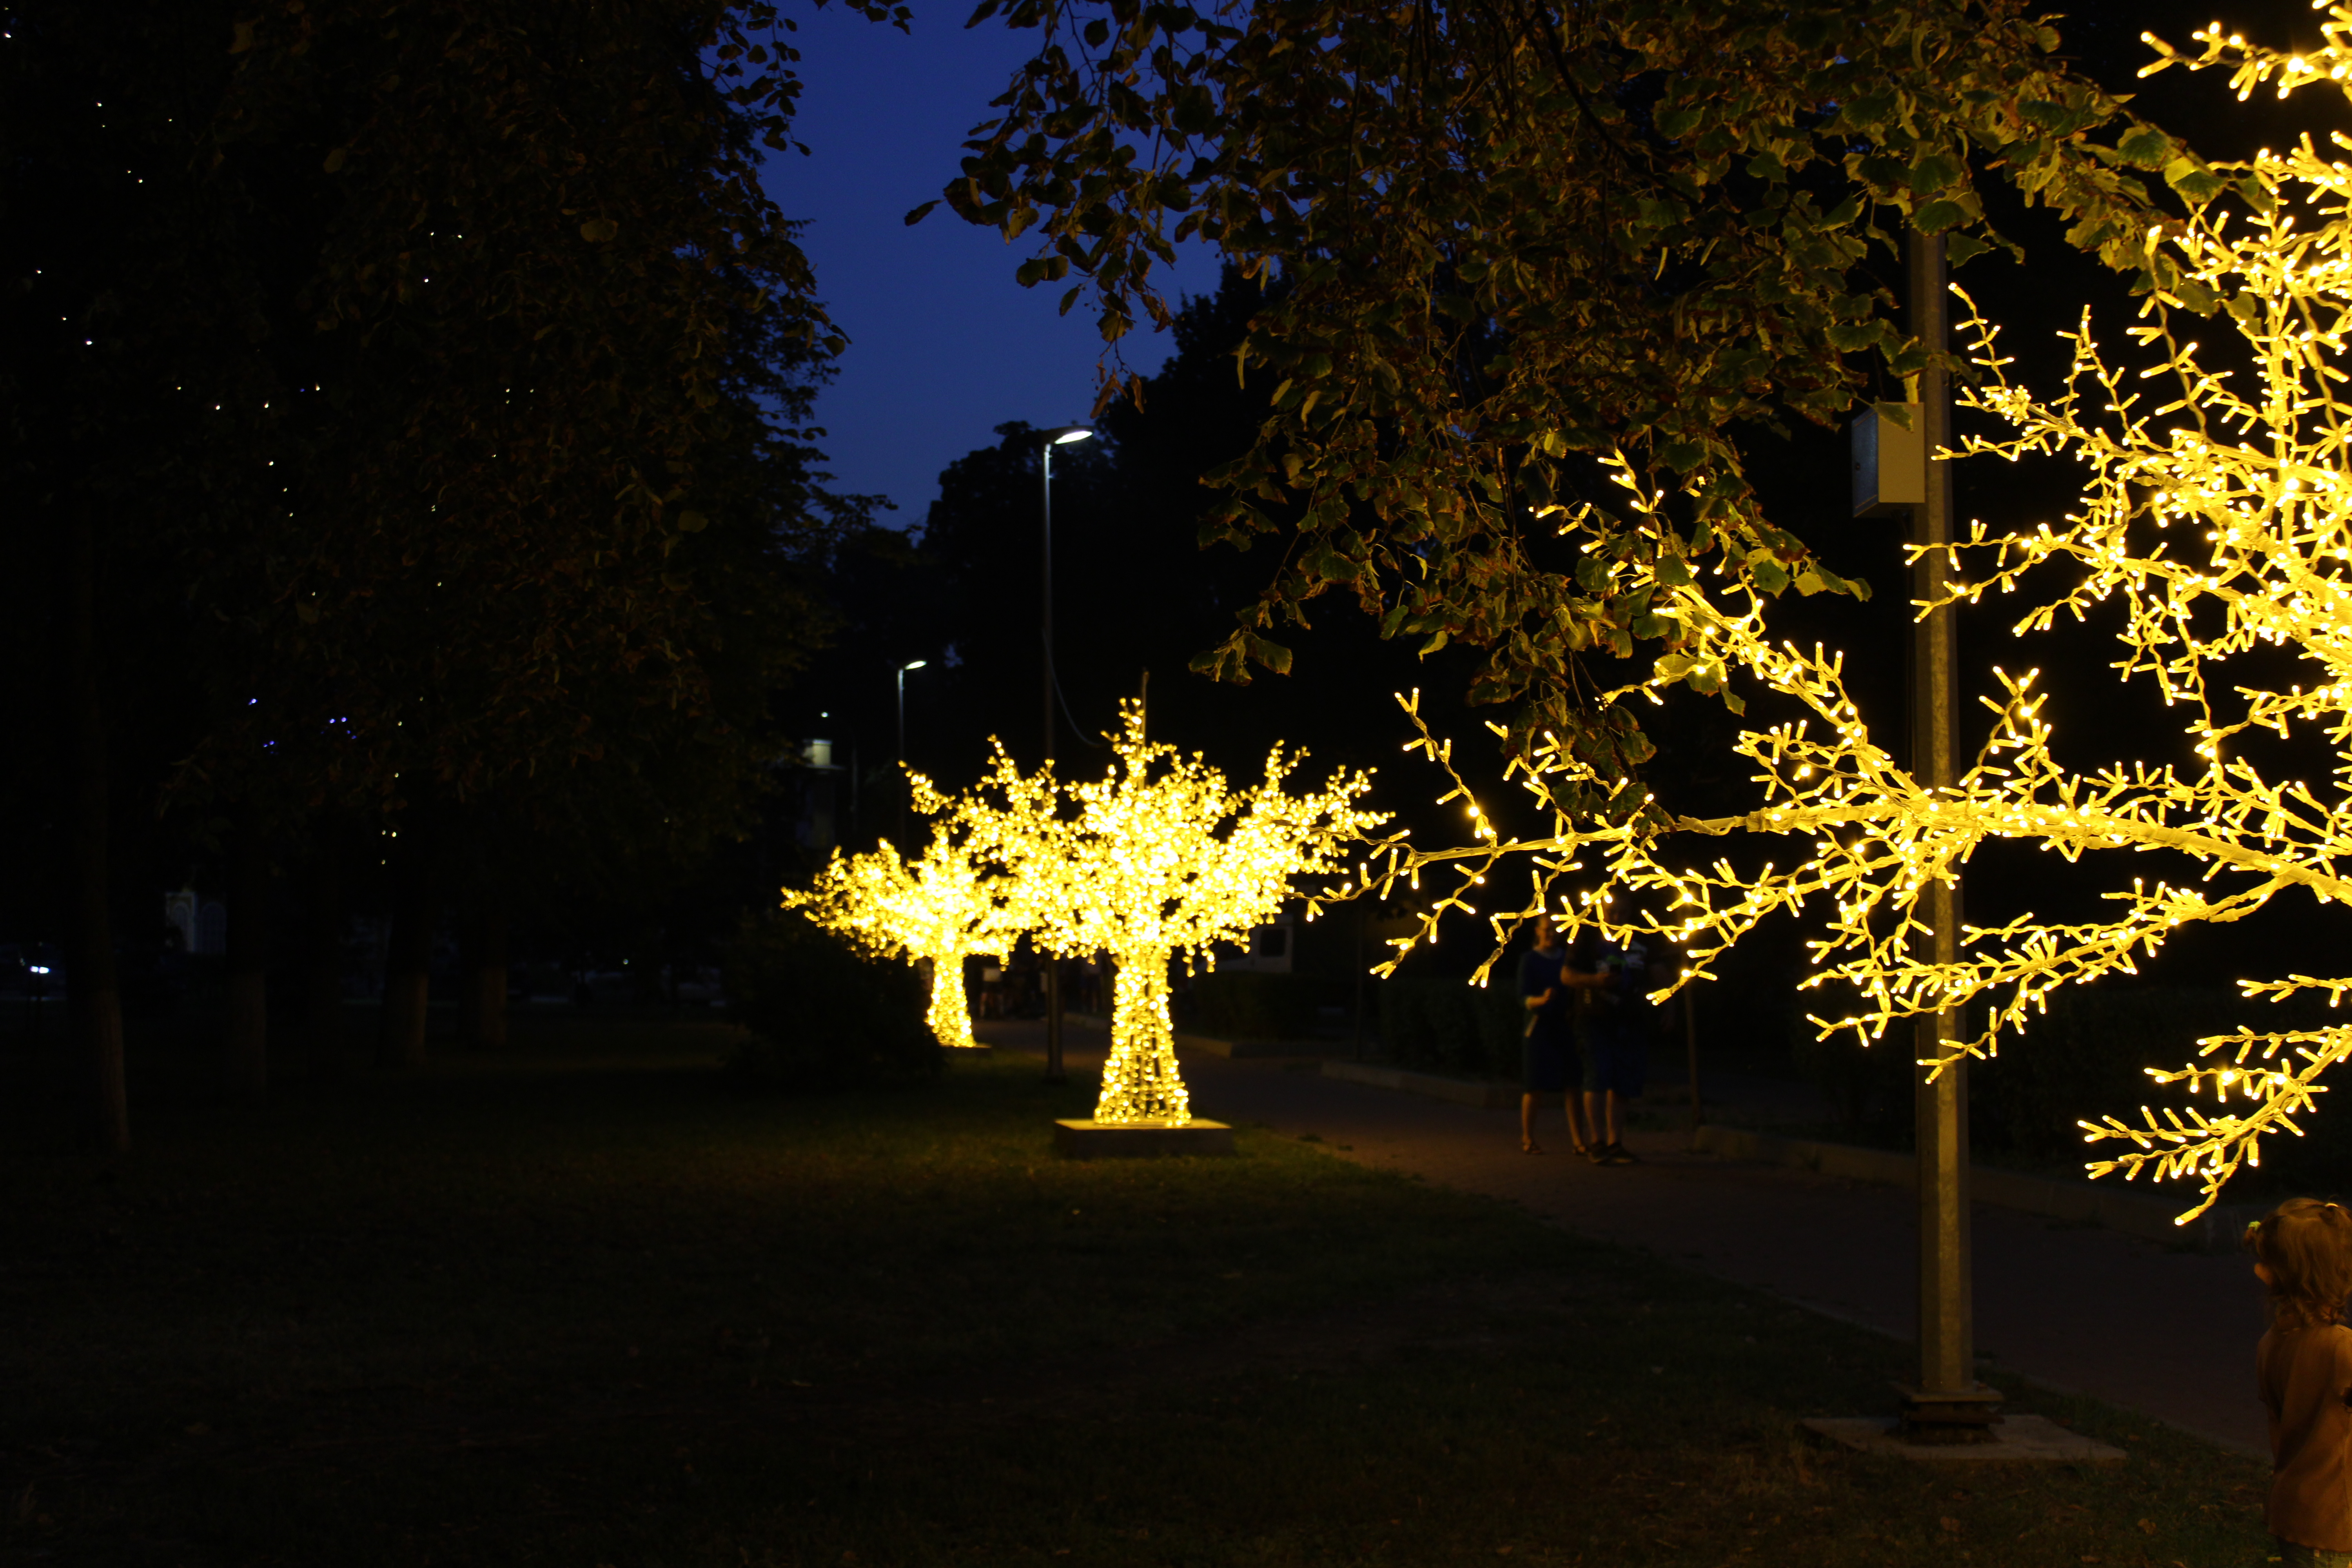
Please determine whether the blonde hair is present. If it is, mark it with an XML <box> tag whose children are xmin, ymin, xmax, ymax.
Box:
<box><xmin>2250</xmin><ymin>1198</ymin><xmax>2352</xmax><ymax>1330</ymax></box>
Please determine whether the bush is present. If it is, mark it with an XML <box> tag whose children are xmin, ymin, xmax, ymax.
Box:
<box><xmin>721</xmin><ymin>912</ymin><xmax>940</xmax><ymax>1092</ymax></box>
<box><xmin>1786</xmin><ymin>984</ymin><xmax>2352</xmax><ymax>1177</ymax></box>
<box><xmin>1789</xmin><ymin>1015</ymin><xmax>1914</xmax><ymax>1137</ymax></box>
<box><xmin>1187</xmin><ymin>971</ymin><xmax>1319</xmax><ymax>1040</ymax></box>
<box><xmin>1376</xmin><ymin>976</ymin><xmax>1523</xmax><ymax>1078</ymax></box>
<box><xmin>1969</xmin><ymin>985</ymin><xmax>2272</xmax><ymax>1162</ymax></box>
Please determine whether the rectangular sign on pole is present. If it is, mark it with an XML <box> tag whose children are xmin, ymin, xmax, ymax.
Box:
<box><xmin>1851</xmin><ymin>403</ymin><xmax>1927</xmax><ymax>517</ymax></box>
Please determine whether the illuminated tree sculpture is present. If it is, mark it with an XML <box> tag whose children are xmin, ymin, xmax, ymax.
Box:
<box><xmin>1357</xmin><ymin>11</ymin><xmax>2352</xmax><ymax>1221</ymax></box>
<box><xmin>781</xmin><ymin>829</ymin><xmax>1018</xmax><ymax>1050</ymax></box>
<box><xmin>956</xmin><ymin>703</ymin><xmax>1386</xmax><ymax>1125</ymax></box>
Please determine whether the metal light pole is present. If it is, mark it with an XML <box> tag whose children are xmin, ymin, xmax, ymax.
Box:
<box><xmin>1040</xmin><ymin>423</ymin><xmax>1093</xmax><ymax>1084</ymax></box>
<box><xmin>1904</xmin><ymin>229</ymin><xmax>1994</xmax><ymax>1439</ymax></box>
<box><xmin>1849</xmin><ymin>232</ymin><xmax>1992</xmax><ymax>1439</ymax></box>
<box><xmin>895</xmin><ymin>659</ymin><xmax>927</xmax><ymax>846</ymax></box>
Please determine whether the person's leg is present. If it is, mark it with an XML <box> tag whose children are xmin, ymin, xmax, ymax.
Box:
<box><xmin>1521</xmin><ymin>1092</ymin><xmax>1541</xmax><ymax>1153</ymax></box>
<box><xmin>1603</xmin><ymin>1089</ymin><xmax>1641</xmax><ymax>1162</ymax></box>
<box><xmin>1563</xmin><ymin>1090</ymin><xmax>1592</xmax><ymax>1154</ymax></box>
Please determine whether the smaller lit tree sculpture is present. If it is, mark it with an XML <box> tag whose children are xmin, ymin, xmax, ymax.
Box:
<box><xmin>950</xmin><ymin>703</ymin><xmax>1387</xmax><ymax>1125</ymax></box>
<box><xmin>780</xmin><ymin>827</ymin><xmax>1019</xmax><ymax>1050</ymax></box>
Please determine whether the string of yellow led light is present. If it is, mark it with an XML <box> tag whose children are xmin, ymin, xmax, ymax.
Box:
<box><xmin>1352</xmin><ymin>11</ymin><xmax>2352</xmax><ymax>1221</ymax></box>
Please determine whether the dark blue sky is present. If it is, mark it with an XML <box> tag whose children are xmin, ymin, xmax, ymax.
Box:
<box><xmin>764</xmin><ymin>5</ymin><xmax>1221</xmax><ymax>529</ymax></box>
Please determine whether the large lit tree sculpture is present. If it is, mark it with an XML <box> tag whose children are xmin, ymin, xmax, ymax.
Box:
<box><xmin>1359</xmin><ymin>11</ymin><xmax>2352</xmax><ymax>1221</ymax></box>
<box><xmin>956</xmin><ymin>704</ymin><xmax>1385</xmax><ymax>1125</ymax></box>
<box><xmin>781</xmin><ymin>828</ymin><xmax>1019</xmax><ymax>1051</ymax></box>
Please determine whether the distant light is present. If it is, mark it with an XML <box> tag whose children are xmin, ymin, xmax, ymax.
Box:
<box><xmin>30</xmin><ymin>966</ymin><xmax>51</xmax><ymax>975</ymax></box>
<box><xmin>904</xmin><ymin>659</ymin><xmax>928</xmax><ymax>671</ymax></box>
<box><xmin>1050</xmin><ymin>426</ymin><xmax>1094</xmax><ymax>445</ymax></box>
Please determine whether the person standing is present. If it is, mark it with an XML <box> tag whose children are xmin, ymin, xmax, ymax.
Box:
<box><xmin>1566</xmin><ymin>924</ymin><xmax>1645</xmax><ymax>1165</ymax></box>
<box><xmin>1519</xmin><ymin>916</ymin><xmax>1596</xmax><ymax>1155</ymax></box>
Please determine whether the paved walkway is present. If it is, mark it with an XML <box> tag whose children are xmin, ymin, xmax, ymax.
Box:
<box><xmin>982</xmin><ymin>1019</ymin><xmax>2271</xmax><ymax>1457</ymax></box>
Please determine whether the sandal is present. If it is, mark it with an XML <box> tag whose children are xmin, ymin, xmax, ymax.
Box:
<box><xmin>1521</xmin><ymin>1139</ymin><xmax>1544</xmax><ymax>1154</ymax></box>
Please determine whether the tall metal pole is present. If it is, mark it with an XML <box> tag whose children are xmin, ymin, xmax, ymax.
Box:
<box><xmin>1905</xmin><ymin>228</ymin><xmax>1991</xmax><ymax>1437</ymax></box>
<box><xmin>1041</xmin><ymin>437</ymin><xmax>1066</xmax><ymax>1085</ymax></box>
<box><xmin>895</xmin><ymin>664</ymin><xmax>909</xmax><ymax>848</ymax></box>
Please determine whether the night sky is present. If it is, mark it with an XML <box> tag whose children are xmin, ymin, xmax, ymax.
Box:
<box><xmin>766</xmin><ymin>4</ymin><xmax>1221</xmax><ymax>524</ymax></box>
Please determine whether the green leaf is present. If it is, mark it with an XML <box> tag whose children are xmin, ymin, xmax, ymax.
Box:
<box><xmin>579</xmin><ymin>218</ymin><xmax>619</xmax><ymax>242</ymax></box>
<box><xmin>904</xmin><ymin>200</ymin><xmax>940</xmax><ymax>226</ymax></box>
<box><xmin>1655</xmin><ymin>105</ymin><xmax>1703</xmax><ymax>139</ymax></box>
<box><xmin>1246</xmin><ymin>632</ymin><xmax>1295</xmax><ymax>675</ymax></box>
<box><xmin>677</xmin><ymin>510</ymin><xmax>709</xmax><ymax>533</ymax></box>
<box><xmin>1909</xmin><ymin>151</ymin><xmax>1964</xmax><ymax>193</ymax></box>
<box><xmin>2165</xmin><ymin>157</ymin><xmax>2224</xmax><ymax>204</ymax></box>
<box><xmin>322</xmin><ymin>147</ymin><xmax>347</xmax><ymax>174</ymax></box>
<box><xmin>1912</xmin><ymin>199</ymin><xmax>1970</xmax><ymax>234</ymax></box>
<box><xmin>2115</xmin><ymin>126</ymin><xmax>2173</xmax><ymax>169</ymax></box>
<box><xmin>1945</xmin><ymin>232</ymin><xmax>1993</xmax><ymax>269</ymax></box>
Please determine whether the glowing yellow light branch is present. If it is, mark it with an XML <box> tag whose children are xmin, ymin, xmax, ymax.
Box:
<box><xmin>1355</xmin><ymin>16</ymin><xmax>2352</xmax><ymax>1221</ymax></box>
<box><xmin>780</xmin><ymin>825</ymin><xmax>1024</xmax><ymax>1051</ymax></box>
<box><xmin>954</xmin><ymin>702</ymin><xmax>1388</xmax><ymax>1125</ymax></box>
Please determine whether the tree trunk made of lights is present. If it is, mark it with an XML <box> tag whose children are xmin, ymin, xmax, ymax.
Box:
<box><xmin>1096</xmin><ymin>950</ymin><xmax>1190</xmax><ymax>1125</ymax></box>
<box><xmin>926</xmin><ymin>950</ymin><xmax>977</xmax><ymax>1050</ymax></box>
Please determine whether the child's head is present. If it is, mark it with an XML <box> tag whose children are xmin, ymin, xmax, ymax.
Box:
<box><xmin>2248</xmin><ymin>1198</ymin><xmax>2352</xmax><ymax>1328</ymax></box>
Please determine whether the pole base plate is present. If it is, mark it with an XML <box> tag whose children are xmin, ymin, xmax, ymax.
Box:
<box><xmin>1803</xmin><ymin>1415</ymin><xmax>2123</xmax><ymax>1464</ymax></box>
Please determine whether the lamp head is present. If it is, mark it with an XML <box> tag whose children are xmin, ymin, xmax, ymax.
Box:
<box><xmin>1044</xmin><ymin>425</ymin><xmax>1094</xmax><ymax>446</ymax></box>
<box><xmin>904</xmin><ymin>659</ymin><xmax>928</xmax><ymax>671</ymax></box>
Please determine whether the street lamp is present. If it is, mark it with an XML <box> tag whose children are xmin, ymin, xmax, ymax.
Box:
<box><xmin>896</xmin><ymin>659</ymin><xmax>928</xmax><ymax>846</ymax></box>
<box><xmin>1849</xmin><ymin>233</ymin><xmax>1989</xmax><ymax>1441</ymax></box>
<box><xmin>1038</xmin><ymin>423</ymin><xmax>1092</xmax><ymax>1082</ymax></box>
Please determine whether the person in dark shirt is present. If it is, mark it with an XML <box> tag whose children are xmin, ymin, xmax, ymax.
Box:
<box><xmin>1519</xmin><ymin>915</ymin><xmax>1598</xmax><ymax>1154</ymax></box>
<box><xmin>1566</xmin><ymin>925</ymin><xmax>1648</xmax><ymax>1165</ymax></box>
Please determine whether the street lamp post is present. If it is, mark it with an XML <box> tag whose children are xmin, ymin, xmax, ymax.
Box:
<box><xmin>1039</xmin><ymin>423</ymin><xmax>1093</xmax><ymax>1084</ymax></box>
<box><xmin>1848</xmin><ymin>230</ymin><xmax>1991</xmax><ymax>1441</ymax></box>
<box><xmin>1902</xmin><ymin>229</ymin><xmax>1994</xmax><ymax>1440</ymax></box>
<box><xmin>895</xmin><ymin>659</ymin><xmax>927</xmax><ymax>846</ymax></box>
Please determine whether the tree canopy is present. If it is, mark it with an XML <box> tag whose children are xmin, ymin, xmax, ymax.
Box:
<box><xmin>937</xmin><ymin>0</ymin><xmax>2222</xmax><ymax>783</ymax></box>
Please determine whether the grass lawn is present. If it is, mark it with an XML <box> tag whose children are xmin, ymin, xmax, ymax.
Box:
<box><xmin>0</xmin><ymin>1012</ymin><xmax>2272</xmax><ymax>1566</ymax></box>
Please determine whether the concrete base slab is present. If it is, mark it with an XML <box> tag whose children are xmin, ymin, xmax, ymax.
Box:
<box><xmin>1053</xmin><ymin>1119</ymin><xmax>1236</xmax><ymax>1158</ymax></box>
<box><xmin>1802</xmin><ymin>1414</ymin><xmax>2125</xmax><ymax>1464</ymax></box>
